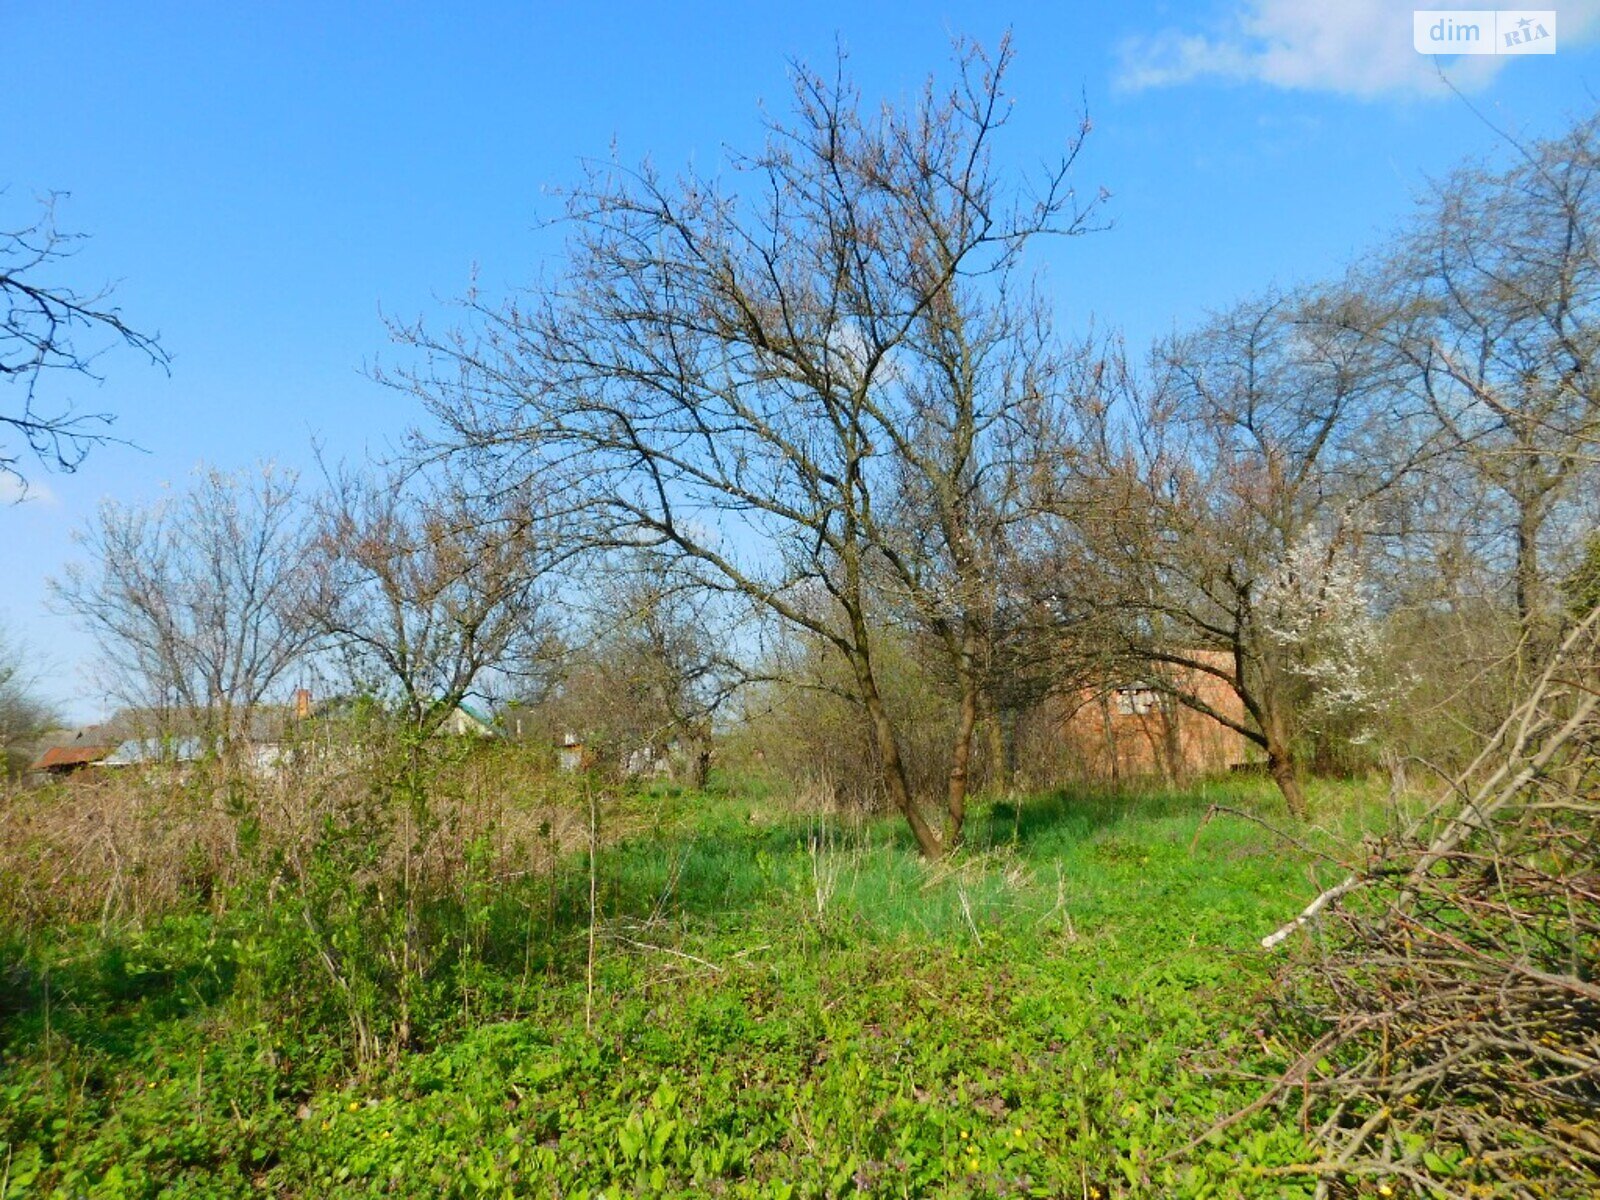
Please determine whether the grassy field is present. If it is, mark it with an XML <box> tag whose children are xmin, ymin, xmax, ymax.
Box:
<box><xmin>0</xmin><ymin>775</ymin><xmax>1389</xmax><ymax>1198</ymax></box>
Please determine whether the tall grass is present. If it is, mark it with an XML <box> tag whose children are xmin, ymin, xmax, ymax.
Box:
<box><xmin>0</xmin><ymin>764</ymin><xmax>1405</xmax><ymax>1198</ymax></box>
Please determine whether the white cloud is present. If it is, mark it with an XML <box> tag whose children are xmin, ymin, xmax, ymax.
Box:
<box><xmin>1117</xmin><ymin>0</ymin><xmax>1600</xmax><ymax>99</ymax></box>
<box><xmin>0</xmin><ymin>474</ymin><xmax>56</xmax><ymax>505</ymax></box>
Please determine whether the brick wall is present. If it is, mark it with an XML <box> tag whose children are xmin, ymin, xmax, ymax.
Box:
<box><xmin>1048</xmin><ymin>653</ymin><xmax>1251</xmax><ymax>782</ymax></box>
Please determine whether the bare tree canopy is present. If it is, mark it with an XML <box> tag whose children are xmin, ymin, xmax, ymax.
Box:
<box><xmin>309</xmin><ymin>467</ymin><xmax>561</xmax><ymax>737</ymax></box>
<box><xmin>541</xmin><ymin>553</ymin><xmax>752</xmax><ymax>785</ymax></box>
<box><xmin>1</xmin><ymin>192</ymin><xmax>169</xmax><ymax>488</ymax></box>
<box><xmin>1342</xmin><ymin>114</ymin><xmax>1600</xmax><ymax>641</ymax></box>
<box><xmin>52</xmin><ymin>465</ymin><xmax>320</xmax><ymax>748</ymax></box>
<box><xmin>395</xmin><ymin>36</ymin><xmax>1097</xmax><ymax>856</ymax></box>
<box><xmin>0</xmin><ymin>623</ymin><xmax>58</xmax><ymax>777</ymax></box>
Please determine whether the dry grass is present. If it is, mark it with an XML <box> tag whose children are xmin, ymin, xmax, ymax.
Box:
<box><xmin>0</xmin><ymin>741</ymin><xmax>592</xmax><ymax>934</ymax></box>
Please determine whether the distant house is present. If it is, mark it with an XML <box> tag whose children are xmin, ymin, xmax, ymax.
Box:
<box><xmin>101</xmin><ymin>736</ymin><xmax>210</xmax><ymax>768</ymax></box>
<box><xmin>298</xmin><ymin>692</ymin><xmax>501</xmax><ymax>739</ymax></box>
<box><xmin>30</xmin><ymin>742</ymin><xmax>118</xmax><ymax>776</ymax></box>
<box><xmin>624</xmin><ymin>744</ymin><xmax>673</xmax><ymax>778</ymax></box>
<box><xmin>27</xmin><ymin>709</ymin><xmax>278</xmax><ymax>781</ymax></box>
<box><xmin>23</xmin><ymin>693</ymin><xmax>503</xmax><ymax>784</ymax></box>
<box><xmin>556</xmin><ymin>733</ymin><xmax>591</xmax><ymax>773</ymax></box>
<box><xmin>1050</xmin><ymin>653</ymin><xmax>1250</xmax><ymax>782</ymax></box>
<box><xmin>27</xmin><ymin>719</ymin><xmax>134</xmax><ymax>777</ymax></box>
<box><xmin>437</xmin><ymin>702</ymin><xmax>498</xmax><ymax>738</ymax></box>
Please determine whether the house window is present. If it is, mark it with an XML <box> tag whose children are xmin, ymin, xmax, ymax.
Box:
<box><xmin>1114</xmin><ymin>684</ymin><xmax>1158</xmax><ymax>716</ymax></box>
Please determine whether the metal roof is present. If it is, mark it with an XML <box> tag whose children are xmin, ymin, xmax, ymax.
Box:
<box><xmin>30</xmin><ymin>745</ymin><xmax>117</xmax><ymax>771</ymax></box>
<box><xmin>102</xmin><ymin>736</ymin><xmax>210</xmax><ymax>766</ymax></box>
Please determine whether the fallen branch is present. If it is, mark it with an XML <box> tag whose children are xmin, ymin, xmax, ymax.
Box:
<box><xmin>1260</xmin><ymin>874</ymin><xmax>1363</xmax><ymax>950</ymax></box>
<box><xmin>607</xmin><ymin>933</ymin><xmax>724</xmax><ymax>973</ymax></box>
<box><xmin>1248</xmin><ymin>604</ymin><xmax>1600</xmax><ymax>1196</ymax></box>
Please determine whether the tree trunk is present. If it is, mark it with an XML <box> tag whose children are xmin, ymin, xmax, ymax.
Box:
<box><xmin>1100</xmin><ymin>693</ymin><xmax>1120</xmax><ymax>787</ymax></box>
<box><xmin>1514</xmin><ymin>496</ymin><xmax>1551</xmax><ymax>665</ymax></box>
<box><xmin>689</xmin><ymin>738</ymin><xmax>712</xmax><ymax>790</ymax></box>
<box><xmin>982</xmin><ymin>701</ymin><xmax>1008</xmax><ymax>795</ymax></box>
<box><xmin>850</xmin><ymin>651</ymin><xmax>942</xmax><ymax>858</ymax></box>
<box><xmin>1160</xmin><ymin>691</ymin><xmax>1185</xmax><ymax>785</ymax></box>
<box><xmin>1516</xmin><ymin>504</ymin><xmax>1540</xmax><ymax>628</ymax></box>
<box><xmin>1265</xmin><ymin>738</ymin><xmax>1307</xmax><ymax>819</ymax></box>
<box><xmin>1250</xmin><ymin>671</ymin><xmax>1307</xmax><ymax>817</ymax></box>
<box><xmin>945</xmin><ymin>660</ymin><xmax>980</xmax><ymax>850</ymax></box>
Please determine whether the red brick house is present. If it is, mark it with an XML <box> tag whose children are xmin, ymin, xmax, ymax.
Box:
<box><xmin>1049</xmin><ymin>652</ymin><xmax>1250</xmax><ymax>782</ymax></box>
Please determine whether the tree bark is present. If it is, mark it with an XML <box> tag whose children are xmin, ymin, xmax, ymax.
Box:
<box><xmin>1265</xmin><ymin>737</ymin><xmax>1307</xmax><ymax>819</ymax></box>
<box><xmin>1514</xmin><ymin>489</ymin><xmax>1551</xmax><ymax>664</ymax></box>
<box><xmin>689</xmin><ymin>738</ymin><xmax>712</xmax><ymax>790</ymax></box>
<box><xmin>850</xmin><ymin>650</ymin><xmax>942</xmax><ymax>858</ymax></box>
<box><xmin>1100</xmin><ymin>692</ymin><xmax>1120</xmax><ymax>787</ymax></box>
<box><xmin>981</xmin><ymin>698</ymin><xmax>1009</xmax><ymax>796</ymax></box>
<box><xmin>945</xmin><ymin>653</ymin><xmax>980</xmax><ymax>850</ymax></box>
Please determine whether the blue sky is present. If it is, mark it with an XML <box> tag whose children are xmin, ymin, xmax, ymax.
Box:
<box><xmin>4</xmin><ymin>0</ymin><xmax>1597</xmax><ymax>721</ymax></box>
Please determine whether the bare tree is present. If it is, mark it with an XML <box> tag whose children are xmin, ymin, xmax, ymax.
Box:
<box><xmin>396</xmin><ymin>37</ymin><xmax>1094</xmax><ymax>856</ymax></box>
<box><xmin>309</xmin><ymin>467</ymin><xmax>558</xmax><ymax>738</ymax></box>
<box><xmin>1063</xmin><ymin>296</ymin><xmax>1409</xmax><ymax>815</ymax></box>
<box><xmin>536</xmin><ymin>557</ymin><xmax>749</xmax><ymax>786</ymax></box>
<box><xmin>598</xmin><ymin>561</ymin><xmax>747</xmax><ymax>787</ymax></box>
<box><xmin>52</xmin><ymin>466</ymin><xmax>319</xmax><ymax>755</ymax></box>
<box><xmin>872</xmin><ymin>283</ymin><xmax>1078</xmax><ymax>836</ymax></box>
<box><xmin>1347</xmin><ymin>113</ymin><xmax>1600</xmax><ymax>649</ymax></box>
<box><xmin>0</xmin><ymin>623</ymin><xmax>59</xmax><ymax>777</ymax></box>
<box><xmin>2</xmin><ymin>192</ymin><xmax>169</xmax><ymax>489</ymax></box>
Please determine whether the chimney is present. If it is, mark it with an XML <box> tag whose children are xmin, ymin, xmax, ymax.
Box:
<box><xmin>294</xmin><ymin>688</ymin><xmax>312</xmax><ymax>720</ymax></box>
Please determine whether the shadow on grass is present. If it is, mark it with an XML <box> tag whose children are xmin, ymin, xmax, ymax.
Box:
<box><xmin>530</xmin><ymin>775</ymin><xmax>1284</xmax><ymax>942</ymax></box>
<box><xmin>0</xmin><ymin>921</ymin><xmax>236</xmax><ymax>1059</ymax></box>
<box><xmin>972</xmin><ymin>776</ymin><xmax>1277</xmax><ymax>852</ymax></box>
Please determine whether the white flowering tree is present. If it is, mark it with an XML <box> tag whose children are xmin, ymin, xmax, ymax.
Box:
<box><xmin>1063</xmin><ymin>292</ymin><xmax>1414</xmax><ymax>817</ymax></box>
<box><xmin>1256</xmin><ymin>531</ymin><xmax>1397</xmax><ymax>754</ymax></box>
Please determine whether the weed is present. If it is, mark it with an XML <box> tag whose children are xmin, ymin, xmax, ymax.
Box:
<box><xmin>0</xmin><ymin>773</ymin><xmax>1373</xmax><ymax>1197</ymax></box>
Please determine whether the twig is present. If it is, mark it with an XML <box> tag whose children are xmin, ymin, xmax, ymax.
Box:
<box><xmin>585</xmin><ymin>783</ymin><xmax>598</xmax><ymax>1035</ymax></box>
<box><xmin>957</xmin><ymin>885</ymin><xmax>983</xmax><ymax>948</ymax></box>
<box><xmin>607</xmin><ymin>933</ymin><xmax>724</xmax><ymax>973</ymax></box>
<box><xmin>1190</xmin><ymin>803</ymin><xmax>1345</xmax><ymax>867</ymax></box>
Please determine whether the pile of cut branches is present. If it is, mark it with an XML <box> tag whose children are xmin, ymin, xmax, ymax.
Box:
<box><xmin>1269</xmin><ymin>611</ymin><xmax>1600</xmax><ymax>1198</ymax></box>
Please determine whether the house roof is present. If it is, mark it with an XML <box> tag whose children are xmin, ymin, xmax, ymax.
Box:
<box><xmin>456</xmin><ymin>701</ymin><xmax>494</xmax><ymax>727</ymax></box>
<box><xmin>102</xmin><ymin>736</ymin><xmax>209</xmax><ymax>766</ymax></box>
<box><xmin>107</xmin><ymin>707</ymin><xmax>299</xmax><ymax>743</ymax></box>
<box><xmin>30</xmin><ymin>744</ymin><xmax>117</xmax><ymax>771</ymax></box>
<box><xmin>448</xmin><ymin>702</ymin><xmax>499</xmax><ymax>736</ymax></box>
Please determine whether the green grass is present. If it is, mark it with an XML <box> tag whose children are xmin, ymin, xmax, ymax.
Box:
<box><xmin>0</xmin><ymin>776</ymin><xmax>1384</xmax><ymax>1198</ymax></box>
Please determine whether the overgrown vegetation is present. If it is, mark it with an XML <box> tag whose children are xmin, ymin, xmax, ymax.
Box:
<box><xmin>7</xmin><ymin>33</ymin><xmax>1599</xmax><ymax>1200</ymax></box>
<box><xmin>1266</xmin><ymin>613</ymin><xmax>1600</xmax><ymax>1198</ymax></box>
<box><xmin>3</xmin><ymin>762</ymin><xmax>1386</xmax><ymax>1199</ymax></box>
